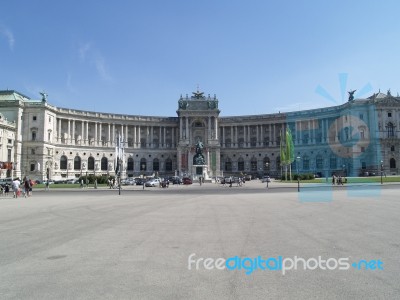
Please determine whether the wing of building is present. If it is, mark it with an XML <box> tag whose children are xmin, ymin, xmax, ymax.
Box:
<box><xmin>0</xmin><ymin>89</ymin><xmax>399</xmax><ymax>180</ymax></box>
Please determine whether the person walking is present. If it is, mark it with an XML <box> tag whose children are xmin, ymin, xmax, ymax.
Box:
<box><xmin>12</xmin><ymin>178</ymin><xmax>21</xmax><ymax>198</ymax></box>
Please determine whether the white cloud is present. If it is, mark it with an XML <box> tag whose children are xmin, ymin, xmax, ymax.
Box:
<box><xmin>0</xmin><ymin>25</ymin><xmax>15</xmax><ymax>50</ymax></box>
<box><xmin>79</xmin><ymin>42</ymin><xmax>91</xmax><ymax>61</ymax></box>
<box><xmin>77</xmin><ymin>42</ymin><xmax>112</xmax><ymax>82</ymax></box>
<box><xmin>94</xmin><ymin>53</ymin><xmax>112</xmax><ymax>82</ymax></box>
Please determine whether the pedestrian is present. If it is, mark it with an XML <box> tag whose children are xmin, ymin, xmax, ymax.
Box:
<box><xmin>12</xmin><ymin>178</ymin><xmax>21</xmax><ymax>198</ymax></box>
<box><xmin>229</xmin><ymin>177</ymin><xmax>232</xmax><ymax>188</ymax></box>
<box><xmin>80</xmin><ymin>179</ymin><xmax>84</xmax><ymax>188</ymax></box>
<box><xmin>4</xmin><ymin>183</ymin><xmax>10</xmax><ymax>196</ymax></box>
<box><xmin>94</xmin><ymin>179</ymin><xmax>98</xmax><ymax>189</ymax></box>
<box><xmin>24</xmin><ymin>177</ymin><xmax>31</xmax><ymax>197</ymax></box>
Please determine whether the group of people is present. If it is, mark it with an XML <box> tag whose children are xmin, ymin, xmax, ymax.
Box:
<box><xmin>0</xmin><ymin>177</ymin><xmax>33</xmax><ymax>198</ymax></box>
<box><xmin>332</xmin><ymin>174</ymin><xmax>346</xmax><ymax>185</ymax></box>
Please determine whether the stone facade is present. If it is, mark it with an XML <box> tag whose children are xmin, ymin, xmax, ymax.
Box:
<box><xmin>0</xmin><ymin>89</ymin><xmax>399</xmax><ymax>180</ymax></box>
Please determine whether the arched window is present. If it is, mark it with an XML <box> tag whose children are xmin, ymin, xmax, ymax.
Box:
<box><xmin>127</xmin><ymin>158</ymin><xmax>134</xmax><ymax>171</ymax></box>
<box><xmin>263</xmin><ymin>157</ymin><xmax>270</xmax><ymax>172</ymax></box>
<box><xmin>88</xmin><ymin>157</ymin><xmax>94</xmax><ymax>170</ymax></box>
<box><xmin>330</xmin><ymin>156</ymin><xmax>337</xmax><ymax>169</ymax></box>
<box><xmin>74</xmin><ymin>156</ymin><xmax>81</xmax><ymax>170</ymax></box>
<box><xmin>251</xmin><ymin>157</ymin><xmax>257</xmax><ymax>172</ymax></box>
<box><xmin>225</xmin><ymin>138</ymin><xmax>232</xmax><ymax>147</ymax></box>
<box><xmin>238</xmin><ymin>157</ymin><xmax>244</xmax><ymax>171</ymax></box>
<box><xmin>387</xmin><ymin>122</ymin><xmax>395</xmax><ymax>137</ymax></box>
<box><xmin>165</xmin><ymin>158</ymin><xmax>172</xmax><ymax>171</ymax></box>
<box><xmin>316</xmin><ymin>155</ymin><xmax>323</xmax><ymax>170</ymax></box>
<box><xmin>153</xmin><ymin>158</ymin><xmax>159</xmax><ymax>171</ymax></box>
<box><xmin>225</xmin><ymin>158</ymin><xmax>232</xmax><ymax>172</ymax></box>
<box><xmin>390</xmin><ymin>158</ymin><xmax>396</xmax><ymax>169</ymax></box>
<box><xmin>303</xmin><ymin>156</ymin><xmax>310</xmax><ymax>170</ymax></box>
<box><xmin>60</xmin><ymin>155</ymin><xmax>67</xmax><ymax>170</ymax></box>
<box><xmin>140</xmin><ymin>158</ymin><xmax>147</xmax><ymax>171</ymax></box>
<box><xmin>101</xmin><ymin>157</ymin><xmax>108</xmax><ymax>171</ymax></box>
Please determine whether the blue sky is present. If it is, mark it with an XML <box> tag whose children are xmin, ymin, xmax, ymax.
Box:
<box><xmin>1</xmin><ymin>0</ymin><xmax>400</xmax><ymax>116</ymax></box>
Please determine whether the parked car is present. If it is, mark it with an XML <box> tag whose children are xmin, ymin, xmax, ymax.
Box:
<box><xmin>123</xmin><ymin>177</ymin><xmax>136</xmax><ymax>185</ymax></box>
<box><xmin>182</xmin><ymin>177</ymin><xmax>192</xmax><ymax>185</ymax></box>
<box><xmin>170</xmin><ymin>177</ymin><xmax>182</xmax><ymax>185</ymax></box>
<box><xmin>261</xmin><ymin>176</ymin><xmax>271</xmax><ymax>183</ymax></box>
<box><xmin>135</xmin><ymin>178</ymin><xmax>146</xmax><ymax>185</ymax></box>
<box><xmin>66</xmin><ymin>179</ymin><xmax>79</xmax><ymax>184</ymax></box>
<box><xmin>145</xmin><ymin>178</ymin><xmax>161</xmax><ymax>187</ymax></box>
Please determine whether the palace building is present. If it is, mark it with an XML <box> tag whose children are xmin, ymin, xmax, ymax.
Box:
<box><xmin>0</xmin><ymin>89</ymin><xmax>399</xmax><ymax>180</ymax></box>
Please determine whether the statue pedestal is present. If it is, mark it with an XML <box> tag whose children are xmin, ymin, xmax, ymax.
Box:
<box><xmin>192</xmin><ymin>165</ymin><xmax>209</xmax><ymax>181</ymax></box>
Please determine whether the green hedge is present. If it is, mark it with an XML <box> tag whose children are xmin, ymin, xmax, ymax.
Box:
<box><xmin>78</xmin><ymin>175</ymin><xmax>115</xmax><ymax>184</ymax></box>
<box><xmin>281</xmin><ymin>173</ymin><xmax>316</xmax><ymax>180</ymax></box>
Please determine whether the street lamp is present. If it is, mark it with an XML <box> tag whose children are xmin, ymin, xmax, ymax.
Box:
<box><xmin>380</xmin><ymin>160</ymin><xmax>383</xmax><ymax>185</ymax></box>
<box><xmin>265</xmin><ymin>162</ymin><xmax>269</xmax><ymax>189</ymax></box>
<box><xmin>142</xmin><ymin>163</ymin><xmax>146</xmax><ymax>189</ymax></box>
<box><xmin>296</xmin><ymin>156</ymin><xmax>301</xmax><ymax>192</ymax></box>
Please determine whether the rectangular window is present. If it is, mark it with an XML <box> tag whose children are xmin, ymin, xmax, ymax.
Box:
<box><xmin>8</xmin><ymin>149</ymin><xmax>12</xmax><ymax>161</ymax></box>
<box><xmin>30</xmin><ymin>163</ymin><xmax>35</xmax><ymax>171</ymax></box>
<box><xmin>31</xmin><ymin>148</ymin><xmax>35</xmax><ymax>155</ymax></box>
<box><xmin>8</xmin><ymin>139</ymin><xmax>12</xmax><ymax>144</ymax></box>
<box><xmin>388</xmin><ymin>112</ymin><xmax>392</xmax><ymax>117</ymax></box>
<box><xmin>362</xmin><ymin>162</ymin><xmax>366</xmax><ymax>169</ymax></box>
<box><xmin>33</xmin><ymin>116</ymin><xmax>37</xmax><ymax>121</ymax></box>
<box><xmin>32</xmin><ymin>132</ymin><xmax>37</xmax><ymax>141</ymax></box>
<box><xmin>361</xmin><ymin>147</ymin><xmax>365</xmax><ymax>152</ymax></box>
<box><xmin>359</xmin><ymin>114</ymin><xmax>364</xmax><ymax>120</ymax></box>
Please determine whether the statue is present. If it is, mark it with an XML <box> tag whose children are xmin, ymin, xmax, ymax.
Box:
<box><xmin>39</xmin><ymin>91</ymin><xmax>48</xmax><ymax>102</ymax></box>
<box><xmin>193</xmin><ymin>140</ymin><xmax>206</xmax><ymax>165</ymax></box>
<box><xmin>387</xmin><ymin>89</ymin><xmax>391</xmax><ymax>96</ymax></box>
<box><xmin>179</xmin><ymin>100</ymin><xmax>189</xmax><ymax>109</ymax></box>
<box><xmin>348</xmin><ymin>90</ymin><xmax>356</xmax><ymax>101</ymax></box>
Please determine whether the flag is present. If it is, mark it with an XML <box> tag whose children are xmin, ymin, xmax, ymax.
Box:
<box><xmin>280</xmin><ymin>129</ymin><xmax>286</xmax><ymax>165</ymax></box>
<box><xmin>285</xmin><ymin>128</ymin><xmax>294</xmax><ymax>164</ymax></box>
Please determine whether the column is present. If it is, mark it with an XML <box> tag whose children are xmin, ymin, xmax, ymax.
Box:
<box><xmin>172</xmin><ymin>127</ymin><xmax>175</xmax><ymax>147</ymax></box>
<box><xmin>208</xmin><ymin>117</ymin><xmax>211</xmax><ymax>140</ymax></box>
<box><xmin>269</xmin><ymin>124</ymin><xmax>272</xmax><ymax>145</ymax></box>
<box><xmin>222</xmin><ymin>126</ymin><xmax>225</xmax><ymax>147</ymax></box>
<box><xmin>298</xmin><ymin>122</ymin><xmax>302</xmax><ymax>145</ymax></box>
<box><xmin>125</xmin><ymin>124</ymin><xmax>128</xmax><ymax>147</ymax></box>
<box><xmin>138</xmin><ymin>125</ymin><xmax>141</xmax><ymax>148</ymax></box>
<box><xmin>214</xmin><ymin>117</ymin><xmax>218</xmax><ymax>139</ymax></box>
<box><xmin>272</xmin><ymin>124</ymin><xmax>275</xmax><ymax>146</ymax></box>
<box><xmin>180</xmin><ymin>118</ymin><xmax>183</xmax><ymax>140</ymax></box>
<box><xmin>108</xmin><ymin>123</ymin><xmax>111</xmax><ymax>146</ymax></box>
<box><xmin>159</xmin><ymin>126</ymin><xmax>162</xmax><ymax>147</ymax></box>
<box><xmin>185</xmin><ymin>117</ymin><xmax>189</xmax><ymax>141</ymax></box>
<box><xmin>243</xmin><ymin>125</ymin><xmax>246</xmax><ymax>147</ymax></box>
<box><xmin>58</xmin><ymin>118</ymin><xmax>62</xmax><ymax>142</ymax></box>
<box><xmin>85</xmin><ymin>121</ymin><xmax>89</xmax><ymax>145</ymax></box>
<box><xmin>99</xmin><ymin>123</ymin><xmax>103</xmax><ymax>146</ymax></box>
<box><xmin>335</xmin><ymin>118</ymin><xmax>339</xmax><ymax>142</ymax></box>
<box><xmin>112</xmin><ymin>123</ymin><xmax>115</xmax><ymax>146</ymax></box>
<box><xmin>94</xmin><ymin>122</ymin><xmax>98</xmax><ymax>146</ymax></box>
<box><xmin>260</xmin><ymin>125</ymin><xmax>263</xmax><ymax>147</ymax></box>
<box><xmin>230</xmin><ymin>126</ymin><xmax>233</xmax><ymax>147</ymax></box>
<box><xmin>163</xmin><ymin>127</ymin><xmax>166</xmax><ymax>148</ymax></box>
<box><xmin>235</xmin><ymin>126</ymin><xmax>238</xmax><ymax>148</ymax></box>
<box><xmin>67</xmin><ymin>119</ymin><xmax>71</xmax><ymax>145</ymax></box>
<box><xmin>71</xmin><ymin>120</ymin><xmax>75</xmax><ymax>144</ymax></box>
<box><xmin>133</xmin><ymin>125</ymin><xmax>136</xmax><ymax>148</ymax></box>
<box><xmin>150</xmin><ymin>126</ymin><xmax>153</xmax><ymax>148</ymax></box>
<box><xmin>81</xmin><ymin>120</ymin><xmax>84</xmax><ymax>145</ymax></box>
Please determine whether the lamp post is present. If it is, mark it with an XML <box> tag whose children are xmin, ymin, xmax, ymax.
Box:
<box><xmin>380</xmin><ymin>160</ymin><xmax>383</xmax><ymax>185</ymax></box>
<box><xmin>265</xmin><ymin>162</ymin><xmax>269</xmax><ymax>189</ymax></box>
<box><xmin>142</xmin><ymin>163</ymin><xmax>145</xmax><ymax>189</ymax></box>
<box><xmin>296</xmin><ymin>156</ymin><xmax>301</xmax><ymax>192</ymax></box>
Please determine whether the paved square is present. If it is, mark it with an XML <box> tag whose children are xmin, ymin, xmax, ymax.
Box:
<box><xmin>0</xmin><ymin>183</ymin><xmax>399</xmax><ymax>299</ymax></box>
